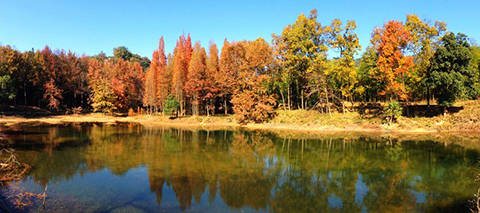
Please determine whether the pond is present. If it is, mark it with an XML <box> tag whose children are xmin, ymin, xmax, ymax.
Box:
<box><xmin>0</xmin><ymin>124</ymin><xmax>479</xmax><ymax>212</ymax></box>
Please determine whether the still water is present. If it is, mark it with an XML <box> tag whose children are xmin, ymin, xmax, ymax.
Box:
<box><xmin>1</xmin><ymin>124</ymin><xmax>479</xmax><ymax>212</ymax></box>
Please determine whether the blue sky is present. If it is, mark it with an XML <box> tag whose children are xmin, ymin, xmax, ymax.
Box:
<box><xmin>0</xmin><ymin>0</ymin><xmax>478</xmax><ymax>58</ymax></box>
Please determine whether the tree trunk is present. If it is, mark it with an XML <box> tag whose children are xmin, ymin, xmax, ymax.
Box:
<box><xmin>349</xmin><ymin>96</ymin><xmax>353</xmax><ymax>112</ymax></box>
<box><xmin>287</xmin><ymin>85</ymin><xmax>291</xmax><ymax>110</ymax></box>
<box><xmin>279</xmin><ymin>88</ymin><xmax>286</xmax><ymax>111</ymax></box>
<box><xmin>301</xmin><ymin>89</ymin><xmax>304</xmax><ymax>110</ymax></box>
<box><xmin>23</xmin><ymin>80</ymin><xmax>27</xmax><ymax>105</ymax></box>
<box><xmin>296</xmin><ymin>82</ymin><xmax>300</xmax><ymax>109</ymax></box>
<box><xmin>427</xmin><ymin>85</ymin><xmax>431</xmax><ymax>107</ymax></box>
<box><xmin>324</xmin><ymin>86</ymin><xmax>331</xmax><ymax>116</ymax></box>
<box><xmin>179</xmin><ymin>100</ymin><xmax>184</xmax><ymax>116</ymax></box>
<box><xmin>210</xmin><ymin>100</ymin><xmax>215</xmax><ymax>116</ymax></box>
<box><xmin>195</xmin><ymin>98</ymin><xmax>199</xmax><ymax>116</ymax></box>
<box><xmin>305</xmin><ymin>93</ymin><xmax>308</xmax><ymax>109</ymax></box>
<box><xmin>224</xmin><ymin>97</ymin><xmax>228</xmax><ymax>115</ymax></box>
<box><xmin>192</xmin><ymin>102</ymin><xmax>196</xmax><ymax>116</ymax></box>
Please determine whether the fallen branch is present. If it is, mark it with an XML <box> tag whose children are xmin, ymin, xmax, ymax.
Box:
<box><xmin>0</xmin><ymin>148</ymin><xmax>31</xmax><ymax>183</ymax></box>
<box><xmin>0</xmin><ymin>146</ymin><xmax>41</xmax><ymax>211</ymax></box>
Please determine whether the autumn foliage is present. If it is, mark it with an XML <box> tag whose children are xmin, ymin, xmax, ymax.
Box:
<box><xmin>1</xmin><ymin>9</ymin><xmax>479</xmax><ymax>123</ymax></box>
<box><xmin>171</xmin><ymin>34</ymin><xmax>193</xmax><ymax>115</ymax></box>
<box><xmin>88</xmin><ymin>58</ymin><xmax>144</xmax><ymax>113</ymax></box>
<box><xmin>373</xmin><ymin>21</ymin><xmax>414</xmax><ymax>101</ymax></box>
<box><xmin>228</xmin><ymin>39</ymin><xmax>277</xmax><ymax>123</ymax></box>
<box><xmin>144</xmin><ymin>37</ymin><xmax>169</xmax><ymax>113</ymax></box>
<box><xmin>184</xmin><ymin>42</ymin><xmax>207</xmax><ymax>115</ymax></box>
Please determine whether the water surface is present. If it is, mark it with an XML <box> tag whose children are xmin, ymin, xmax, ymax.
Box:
<box><xmin>1</xmin><ymin>125</ymin><xmax>479</xmax><ymax>212</ymax></box>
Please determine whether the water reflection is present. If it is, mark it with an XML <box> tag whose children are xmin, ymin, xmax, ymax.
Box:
<box><xmin>1</xmin><ymin>125</ymin><xmax>479</xmax><ymax>212</ymax></box>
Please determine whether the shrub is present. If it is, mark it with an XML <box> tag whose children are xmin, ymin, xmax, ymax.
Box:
<box><xmin>128</xmin><ymin>108</ymin><xmax>135</xmax><ymax>116</ymax></box>
<box><xmin>163</xmin><ymin>95</ymin><xmax>179</xmax><ymax>116</ymax></box>
<box><xmin>231</xmin><ymin>90</ymin><xmax>276</xmax><ymax>124</ymax></box>
<box><xmin>383</xmin><ymin>101</ymin><xmax>402</xmax><ymax>123</ymax></box>
<box><xmin>72</xmin><ymin>107</ymin><xmax>83</xmax><ymax>114</ymax></box>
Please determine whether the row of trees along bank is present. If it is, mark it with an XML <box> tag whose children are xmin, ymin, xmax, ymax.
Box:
<box><xmin>1</xmin><ymin>10</ymin><xmax>479</xmax><ymax>123</ymax></box>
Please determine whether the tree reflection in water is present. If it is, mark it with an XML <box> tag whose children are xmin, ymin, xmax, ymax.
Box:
<box><xmin>2</xmin><ymin>124</ymin><xmax>479</xmax><ymax>212</ymax></box>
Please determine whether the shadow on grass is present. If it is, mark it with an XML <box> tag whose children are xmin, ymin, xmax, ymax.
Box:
<box><xmin>402</xmin><ymin>105</ymin><xmax>464</xmax><ymax>118</ymax></box>
<box><xmin>0</xmin><ymin>104</ymin><xmax>59</xmax><ymax>118</ymax></box>
<box><xmin>355</xmin><ymin>102</ymin><xmax>464</xmax><ymax>118</ymax></box>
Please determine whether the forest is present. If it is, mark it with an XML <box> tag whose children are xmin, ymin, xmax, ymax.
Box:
<box><xmin>1</xmin><ymin>10</ymin><xmax>479</xmax><ymax>124</ymax></box>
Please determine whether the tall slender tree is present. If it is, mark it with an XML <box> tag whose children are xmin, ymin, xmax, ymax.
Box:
<box><xmin>41</xmin><ymin>46</ymin><xmax>63</xmax><ymax>111</ymax></box>
<box><xmin>185</xmin><ymin>42</ymin><xmax>207</xmax><ymax>115</ymax></box>
<box><xmin>218</xmin><ymin>39</ymin><xmax>234</xmax><ymax>114</ymax></box>
<box><xmin>172</xmin><ymin>34</ymin><xmax>193</xmax><ymax>115</ymax></box>
<box><xmin>156</xmin><ymin>37</ymin><xmax>170</xmax><ymax>111</ymax></box>
<box><xmin>143</xmin><ymin>66</ymin><xmax>156</xmax><ymax>113</ymax></box>
<box><xmin>206</xmin><ymin>42</ymin><xmax>220</xmax><ymax>115</ymax></box>
<box><xmin>327</xmin><ymin>19</ymin><xmax>361</xmax><ymax>111</ymax></box>
<box><xmin>145</xmin><ymin>49</ymin><xmax>160</xmax><ymax>112</ymax></box>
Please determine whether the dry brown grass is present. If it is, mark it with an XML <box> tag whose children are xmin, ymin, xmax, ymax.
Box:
<box><xmin>397</xmin><ymin>100</ymin><xmax>480</xmax><ymax>132</ymax></box>
<box><xmin>0</xmin><ymin>100</ymin><xmax>479</xmax><ymax>135</ymax></box>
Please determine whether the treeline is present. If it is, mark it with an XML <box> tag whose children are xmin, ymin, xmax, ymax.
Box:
<box><xmin>1</xmin><ymin>10</ymin><xmax>479</xmax><ymax>123</ymax></box>
<box><xmin>0</xmin><ymin>46</ymin><xmax>149</xmax><ymax>112</ymax></box>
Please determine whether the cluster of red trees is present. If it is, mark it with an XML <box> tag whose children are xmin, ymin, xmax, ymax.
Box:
<box><xmin>142</xmin><ymin>35</ymin><xmax>275</xmax><ymax>122</ymax></box>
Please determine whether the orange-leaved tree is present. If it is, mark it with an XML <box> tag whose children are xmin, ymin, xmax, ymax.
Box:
<box><xmin>229</xmin><ymin>38</ymin><xmax>277</xmax><ymax>124</ymax></box>
<box><xmin>40</xmin><ymin>46</ymin><xmax>63</xmax><ymax>111</ymax></box>
<box><xmin>205</xmin><ymin>42</ymin><xmax>220</xmax><ymax>115</ymax></box>
<box><xmin>217</xmin><ymin>38</ymin><xmax>235</xmax><ymax>115</ymax></box>
<box><xmin>143</xmin><ymin>64</ymin><xmax>157</xmax><ymax>113</ymax></box>
<box><xmin>89</xmin><ymin>57</ymin><xmax>144</xmax><ymax>113</ymax></box>
<box><xmin>122</xmin><ymin>61</ymin><xmax>144</xmax><ymax>110</ymax></box>
<box><xmin>144</xmin><ymin>37</ymin><xmax>169</xmax><ymax>114</ymax></box>
<box><xmin>372</xmin><ymin>20</ymin><xmax>414</xmax><ymax>101</ymax></box>
<box><xmin>156</xmin><ymin>37</ymin><xmax>169</xmax><ymax>110</ymax></box>
<box><xmin>185</xmin><ymin>42</ymin><xmax>207</xmax><ymax>115</ymax></box>
<box><xmin>171</xmin><ymin>34</ymin><xmax>193</xmax><ymax>115</ymax></box>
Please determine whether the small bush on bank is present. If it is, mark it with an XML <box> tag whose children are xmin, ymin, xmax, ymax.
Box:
<box><xmin>128</xmin><ymin>108</ymin><xmax>135</xmax><ymax>116</ymax></box>
<box><xmin>72</xmin><ymin>107</ymin><xmax>83</xmax><ymax>114</ymax></box>
<box><xmin>383</xmin><ymin>101</ymin><xmax>402</xmax><ymax>123</ymax></box>
<box><xmin>231</xmin><ymin>90</ymin><xmax>276</xmax><ymax>124</ymax></box>
<box><xmin>163</xmin><ymin>95</ymin><xmax>179</xmax><ymax>116</ymax></box>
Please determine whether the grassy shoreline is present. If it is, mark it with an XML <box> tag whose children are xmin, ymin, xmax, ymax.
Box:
<box><xmin>1</xmin><ymin>111</ymin><xmax>480</xmax><ymax>153</ymax></box>
<box><xmin>0</xmin><ymin>101</ymin><xmax>479</xmax><ymax>135</ymax></box>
